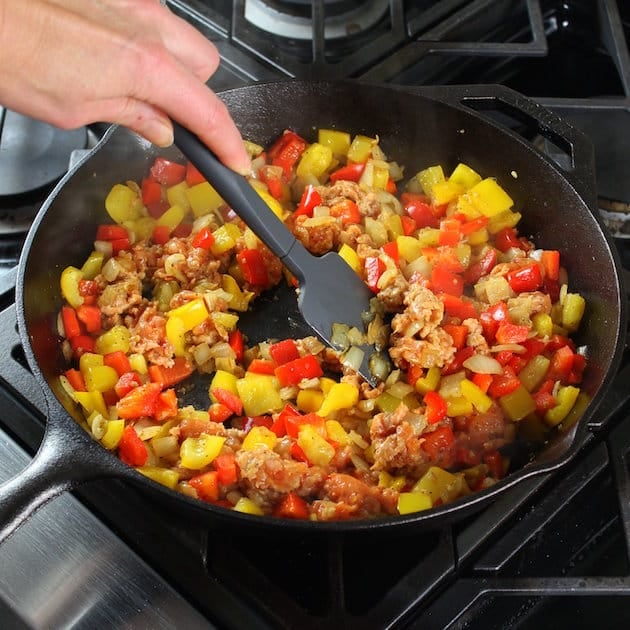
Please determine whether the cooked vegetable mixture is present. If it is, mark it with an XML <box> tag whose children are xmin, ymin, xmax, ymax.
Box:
<box><xmin>57</xmin><ymin>128</ymin><xmax>589</xmax><ymax>521</ymax></box>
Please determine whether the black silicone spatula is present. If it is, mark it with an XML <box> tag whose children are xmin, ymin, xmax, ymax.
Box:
<box><xmin>173</xmin><ymin>123</ymin><xmax>389</xmax><ymax>386</ymax></box>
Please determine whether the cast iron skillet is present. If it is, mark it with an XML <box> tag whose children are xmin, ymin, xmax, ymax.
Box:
<box><xmin>0</xmin><ymin>81</ymin><xmax>625</xmax><ymax>542</ymax></box>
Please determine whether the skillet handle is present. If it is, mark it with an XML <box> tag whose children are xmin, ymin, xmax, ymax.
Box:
<box><xmin>0</xmin><ymin>400</ymin><xmax>125</xmax><ymax>544</ymax></box>
<box><xmin>419</xmin><ymin>84</ymin><xmax>597</xmax><ymax>210</ymax></box>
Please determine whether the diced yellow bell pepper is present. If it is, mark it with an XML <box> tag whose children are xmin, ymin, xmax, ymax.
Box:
<box><xmin>137</xmin><ymin>466</ymin><xmax>180</xmax><ymax>490</ymax></box>
<box><xmin>378</xmin><ymin>471</ymin><xmax>407</xmax><ymax>491</ymax></box>
<box><xmin>125</xmin><ymin>216</ymin><xmax>156</xmax><ymax>241</ymax></box>
<box><xmin>347</xmin><ymin>134</ymin><xmax>377</xmax><ymax>163</ymax></box>
<box><xmin>180</xmin><ymin>434</ymin><xmax>226</xmax><ymax>469</ymax></box>
<box><xmin>384</xmin><ymin>214</ymin><xmax>404</xmax><ymax>240</ymax></box>
<box><xmin>562</xmin><ymin>293</ymin><xmax>585</xmax><ymax>333</ymax></box>
<box><xmin>129</xmin><ymin>353</ymin><xmax>148</xmax><ymax>374</ymax></box>
<box><xmin>233</xmin><ymin>497</ymin><xmax>264</xmax><ymax>515</ymax></box>
<box><xmin>84</xmin><ymin>365</ymin><xmax>119</xmax><ymax>393</ymax></box>
<box><xmin>430</xmin><ymin>179</ymin><xmax>465</xmax><ymax>205</ymax></box>
<box><xmin>81</xmin><ymin>251</ymin><xmax>105</xmax><ymax>280</ymax></box>
<box><xmin>296</xmin><ymin>143</ymin><xmax>334</xmax><ymax>180</ymax></box>
<box><xmin>319</xmin><ymin>377</ymin><xmax>336</xmax><ymax>395</ymax></box>
<box><xmin>186</xmin><ymin>182</ymin><xmax>224</xmax><ymax>217</ymax></box>
<box><xmin>297</xmin><ymin>424</ymin><xmax>335</xmax><ymax>467</ymax></box>
<box><xmin>168</xmin><ymin>298</ymin><xmax>209</xmax><ymax>332</ymax></box>
<box><xmin>448</xmin><ymin>163</ymin><xmax>482</xmax><ymax>189</ymax></box>
<box><xmin>105</xmin><ymin>183</ymin><xmax>142</xmax><ymax>223</ymax></box>
<box><xmin>318</xmin><ymin>382</ymin><xmax>359</xmax><ymax>417</ymax></box>
<box><xmin>95</xmin><ymin>325</ymin><xmax>131</xmax><ymax>355</ymax></box>
<box><xmin>532</xmin><ymin>312</ymin><xmax>553</xmax><ymax>337</ymax></box>
<box><xmin>466</xmin><ymin>178</ymin><xmax>514</xmax><ymax>217</ymax></box>
<box><xmin>100</xmin><ymin>419</ymin><xmax>125</xmax><ymax>449</ymax></box>
<box><xmin>412</xmin><ymin>466</ymin><xmax>464</xmax><ymax>504</ymax></box>
<box><xmin>318</xmin><ymin>129</ymin><xmax>351</xmax><ymax>158</ymax></box>
<box><xmin>60</xmin><ymin>266</ymin><xmax>84</xmax><ymax>308</ymax></box>
<box><xmin>221</xmin><ymin>274</ymin><xmax>254</xmax><ymax>312</ymax></box>
<box><xmin>518</xmin><ymin>355</ymin><xmax>551</xmax><ymax>392</ymax></box>
<box><xmin>325</xmin><ymin>419</ymin><xmax>349</xmax><ymax>446</ymax></box>
<box><xmin>446</xmin><ymin>396</ymin><xmax>474</xmax><ymax>417</ymax></box>
<box><xmin>397</xmin><ymin>491</ymin><xmax>432</xmax><ymax>514</ymax></box>
<box><xmin>545</xmin><ymin>385</ymin><xmax>580</xmax><ymax>426</ymax></box>
<box><xmin>487</xmin><ymin>210</ymin><xmax>522</xmax><ymax>234</ymax></box>
<box><xmin>79</xmin><ymin>352</ymin><xmax>103</xmax><ymax>371</ymax></box>
<box><xmin>211</xmin><ymin>223</ymin><xmax>241</xmax><ymax>256</ymax></box>
<box><xmin>460</xmin><ymin>378</ymin><xmax>493</xmax><ymax>413</ymax></box>
<box><xmin>241</xmin><ymin>425</ymin><xmax>278</xmax><ymax>451</ymax></box>
<box><xmin>157</xmin><ymin>204</ymin><xmax>185</xmax><ymax>230</ymax></box>
<box><xmin>416</xmin><ymin>227</ymin><xmax>441</xmax><ymax>248</ymax></box>
<box><xmin>296</xmin><ymin>389</ymin><xmax>324</xmax><ymax>414</ymax></box>
<box><xmin>499</xmin><ymin>384</ymin><xmax>536</xmax><ymax>421</ymax></box>
<box><xmin>74</xmin><ymin>390</ymin><xmax>108</xmax><ymax>417</ymax></box>
<box><xmin>256</xmin><ymin>188</ymin><xmax>285</xmax><ymax>219</ymax></box>
<box><xmin>467</xmin><ymin>227</ymin><xmax>489</xmax><ymax>246</ymax></box>
<box><xmin>210</xmin><ymin>369</ymin><xmax>239</xmax><ymax>399</ymax></box>
<box><xmin>237</xmin><ymin>373</ymin><xmax>283</xmax><ymax>417</ymax></box>
<box><xmin>397</xmin><ymin>235</ymin><xmax>424</xmax><ymax>262</ymax></box>
<box><xmin>415</xmin><ymin>366</ymin><xmax>441</xmax><ymax>394</ymax></box>
<box><xmin>165</xmin><ymin>315</ymin><xmax>186</xmax><ymax>357</ymax></box>
<box><xmin>416</xmin><ymin>165</ymin><xmax>445</xmax><ymax>198</ymax></box>
<box><xmin>338</xmin><ymin>243</ymin><xmax>361</xmax><ymax>272</ymax></box>
<box><xmin>166</xmin><ymin>181</ymin><xmax>190</xmax><ymax>212</ymax></box>
<box><xmin>359</xmin><ymin>159</ymin><xmax>390</xmax><ymax>190</ymax></box>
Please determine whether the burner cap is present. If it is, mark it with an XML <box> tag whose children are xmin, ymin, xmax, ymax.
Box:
<box><xmin>0</xmin><ymin>108</ymin><xmax>88</xmax><ymax>197</ymax></box>
<box><xmin>244</xmin><ymin>0</ymin><xmax>387</xmax><ymax>40</ymax></box>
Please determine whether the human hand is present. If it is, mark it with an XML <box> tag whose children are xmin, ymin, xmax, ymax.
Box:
<box><xmin>0</xmin><ymin>0</ymin><xmax>251</xmax><ymax>174</ymax></box>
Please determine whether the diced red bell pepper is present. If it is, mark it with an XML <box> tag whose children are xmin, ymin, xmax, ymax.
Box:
<box><xmin>118</xmin><ymin>425</ymin><xmax>148</xmax><ymax>467</ymax></box>
<box><xmin>70</xmin><ymin>334</ymin><xmax>96</xmax><ymax>358</ymax></box>
<box><xmin>211</xmin><ymin>387</ymin><xmax>243</xmax><ymax>415</ymax></box>
<box><xmin>507</xmin><ymin>263</ymin><xmax>542</xmax><ymax>293</ymax></box>
<box><xmin>148</xmin><ymin>357</ymin><xmax>194</xmax><ymax>388</ymax></box>
<box><xmin>400</xmin><ymin>215</ymin><xmax>417</xmax><ymax>236</ymax></box>
<box><xmin>381</xmin><ymin>241</ymin><xmax>399</xmax><ymax>265</ymax></box>
<box><xmin>424</xmin><ymin>390</ymin><xmax>448</xmax><ymax>424</ymax></box>
<box><xmin>149</xmin><ymin>157</ymin><xmax>187</xmax><ymax>187</ymax></box>
<box><xmin>64</xmin><ymin>368</ymin><xmax>86</xmax><ymax>392</ymax></box>
<box><xmin>479</xmin><ymin>301</ymin><xmax>510</xmax><ymax>342</ymax></box>
<box><xmin>275</xmin><ymin>355</ymin><xmax>323</xmax><ymax>386</ymax></box>
<box><xmin>365</xmin><ymin>256</ymin><xmax>385</xmax><ymax>293</ymax></box>
<box><xmin>96</xmin><ymin>224</ymin><xmax>129</xmax><ymax>241</ymax></box>
<box><xmin>155</xmin><ymin>388</ymin><xmax>178</xmax><ymax>421</ymax></box>
<box><xmin>152</xmin><ymin>224</ymin><xmax>171</xmax><ymax>245</ymax></box>
<box><xmin>273</xmin><ymin>492</ymin><xmax>310</xmax><ymax>519</ymax></box>
<box><xmin>191</xmin><ymin>226</ymin><xmax>215</xmax><ymax>250</ymax></box>
<box><xmin>329</xmin><ymin>162</ymin><xmax>365</xmax><ymax>183</ymax></box>
<box><xmin>172</xmin><ymin>223</ymin><xmax>192</xmax><ymax>238</ymax></box>
<box><xmin>114</xmin><ymin>371</ymin><xmax>143</xmax><ymax>398</ymax></box>
<box><xmin>285</xmin><ymin>412</ymin><xmax>326</xmax><ymax>439</ymax></box>
<box><xmin>213</xmin><ymin>453</ymin><xmax>238</xmax><ymax>486</ymax></box>
<box><xmin>237</xmin><ymin>249</ymin><xmax>270</xmax><ymax>287</ymax></box>
<box><xmin>269</xmin><ymin>339</ymin><xmax>300</xmax><ymax>365</ymax></box>
<box><xmin>495</xmin><ymin>322</ymin><xmax>530</xmax><ymax>344</ymax></box>
<box><xmin>488</xmin><ymin>365</ymin><xmax>521</xmax><ymax>398</ymax></box>
<box><xmin>259</xmin><ymin>165</ymin><xmax>287</xmax><ymax>200</ymax></box>
<box><xmin>442</xmin><ymin>346</ymin><xmax>475</xmax><ymax>375</ymax></box>
<box><xmin>463</xmin><ymin>248</ymin><xmax>498</xmax><ymax>285</ymax></box>
<box><xmin>423</xmin><ymin>248</ymin><xmax>464</xmax><ymax>273</ymax></box>
<box><xmin>189</xmin><ymin>471</ymin><xmax>220</xmax><ymax>502</ymax></box>
<box><xmin>431</xmin><ymin>265</ymin><xmax>464</xmax><ymax>297</ymax></box>
<box><xmin>330</xmin><ymin>199</ymin><xmax>361</xmax><ymax>226</ymax></box>
<box><xmin>459</xmin><ymin>215</ymin><xmax>489</xmax><ymax>235</ymax></box>
<box><xmin>268</xmin><ymin>130</ymin><xmax>308</xmax><ymax>178</ymax></box>
<box><xmin>209</xmin><ymin>403</ymin><xmax>233</xmax><ymax>423</ymax></box>
<box><xmin>541</xmin><ymin>250</ymin><xmax>560</xmax><ymax>281</ymax></box>
<box><xmin>78</xmin><ymin>279</ymin><xmax>99</xmax><ymax>301</ymax></box>
<box><xmin>443</xmin><ymin>323</ymin><xmax>468</xmax><ymax>349</ymax></box>
<box><xmin>472</xmin><ymin>372</ymin><xmax>493</xmax><ymax>394</ymax></box>
<box><xmin>185</xmin><ymin>161</ymin><xmax>207</xmax><ymax>186</ymax></box>
<box><xmin>441</xmin><ymin>294</ymin><xmax>478</xmax><ymax>320</ymax></box>
<box><xmin>438</xmin><ymin>218</ymin><xmax>461</xmax><ymax>246</ymax></box>
<box><xmin>61</xmin><ymin>306</ymin><xmax>81</xmax><ymax>339</ymax></box>
<box><xmin>141</xmin><ymin>176</ymin><xmax>162</xmax><ymax>207</ymax></box>
<box><xmin>520</xmin><ymin>337</ymin><xmax>547</xmax><ymax>360</ymax></box>
<box><xmin>103</xmin><ymin>350</ymin><xmax>132</xmax><ymax>377</ymax></box>
<box><xmin>494</xmin><ymin>227</ymin><xmax>529</xmax><ymax>253</ymax></box>
<box><xmin>110</xmin><ymin>237</ymin><xmax>131</xmax><ymax>255</ymax></box>
<box><xmin>294</xmin><ymin>185</ymin><xmax>322</xmax><ymax>218</ymax></box>
<box><xmin>116</xmin><ymin>382</ymin><xmax>163</xmax><ymax>419</ymax></box>
<box><xmin>290</xmin><ymin>441</ymin><xmax>309</xmax><ymax>463</ymax></box>
<box><xmin>403</xmin><ymin>196</ymin><xmax>440</xmax><ymax>229</ymax></box>
<box><xmin>247</xmin><ymin>359</ymin><xmax>276</xmax><ymax>375</ymax></box>
<box><xmin>228</xmin><ymin>329</ymin><xmax>244</xmax><ymax>362</ymax></box>
<box><xmin>533</xmin><ymin>379</ymin><xmax>557</xmax><ymax>413</ymax></box>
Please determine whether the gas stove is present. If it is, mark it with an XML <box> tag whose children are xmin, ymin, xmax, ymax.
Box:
<box><xmin>0</xmin><ymin>1</ymin><xmax>629</xmax><ymax>628</ymax></box>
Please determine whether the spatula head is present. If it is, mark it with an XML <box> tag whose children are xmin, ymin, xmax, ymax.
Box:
<box><xmin>296</xmin><ymin>250</ymin><xmax>390</xmax><ymax>387</ymax></box>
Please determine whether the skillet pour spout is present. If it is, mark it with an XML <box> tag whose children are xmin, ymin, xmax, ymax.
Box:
<box><xmin>0</xmin><ymin>80</ymin><xmax>624</xmax><ymax>542</ymax></box>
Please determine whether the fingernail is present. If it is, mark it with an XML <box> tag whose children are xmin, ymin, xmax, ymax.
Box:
<box><xmin>151</xmin><ymin>118</ymin><xmax>174</xmax><ymax>148</ymax></box>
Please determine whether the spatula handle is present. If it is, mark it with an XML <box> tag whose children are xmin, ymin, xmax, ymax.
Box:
<box><xmin>173</xmin><ymin>123</ymin><xmax>306</xmax><ymax>279</ymax></box>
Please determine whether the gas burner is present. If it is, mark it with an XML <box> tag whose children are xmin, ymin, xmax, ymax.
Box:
<box><xmin>244</xmin><ymin>0</ymin><xmax>387</xmax><ymax>40</ymax></box>
<box><xmin>0</xmin><ymin>108</ymin><xmax>87</xmax><ymax>197</ymax></box>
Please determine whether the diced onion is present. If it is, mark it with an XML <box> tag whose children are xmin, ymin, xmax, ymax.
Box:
<box><xmin>348</xmin><ymin>430</ymin><xmax>369</xmax><ymax>449</ymax></box>
<box><xmin>342</xmin><ymin>345</ymin><xmax>365</xmax><ymax>373</ymax></box>
<box><xmin>462</xmin><ymin>354</ymin><xmax>503</xmax><ymax>374</ymax></box>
